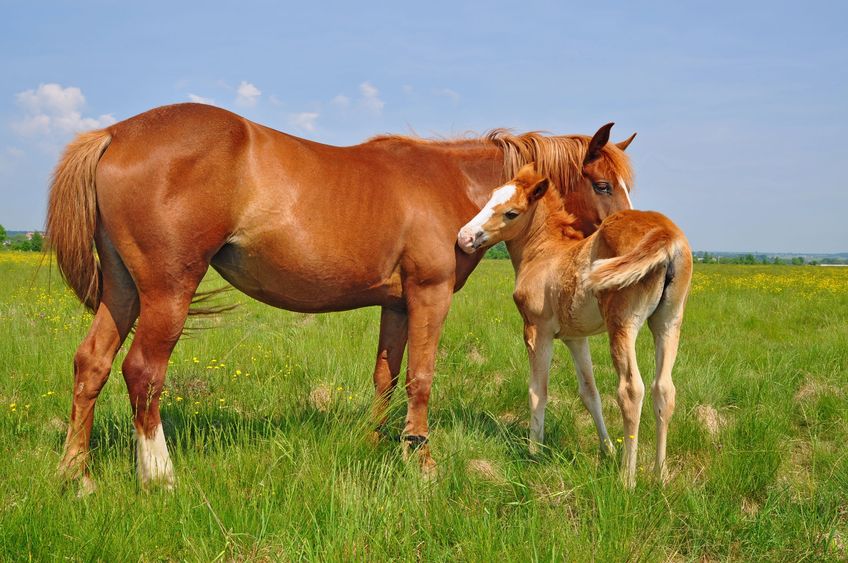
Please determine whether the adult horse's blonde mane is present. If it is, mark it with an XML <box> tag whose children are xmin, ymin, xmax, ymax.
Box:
<box><xmin>485</xmin><ymin>129</ymin><xmax>634</xmax><ymax>197</ymax></box>
<box><xmin>369</xmin><ymin>129</ymin><xmax>634</xmax><ymax>199</ymax></box>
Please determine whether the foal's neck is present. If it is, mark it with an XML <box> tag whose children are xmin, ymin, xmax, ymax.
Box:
<box><xmin>506</xmin><ymin>193</ymin><xmax>583</xmax><ymax>272</ymax></box>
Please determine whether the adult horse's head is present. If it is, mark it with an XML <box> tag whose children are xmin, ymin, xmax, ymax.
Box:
<box><xmin>458</xmin><ymin>123</ymin><xmax>636</xmax><ymax>252</ymax></box>
<box><xmin>577</xmin><ymin>123</ymin><xmax>636</xmax><ymax>232</ymax></box>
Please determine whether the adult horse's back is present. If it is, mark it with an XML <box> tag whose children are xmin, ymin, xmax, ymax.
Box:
<box><xmin>47</xmin><ymin>103</ymin><xmax>635</xmax><ymax>491</ymax></box>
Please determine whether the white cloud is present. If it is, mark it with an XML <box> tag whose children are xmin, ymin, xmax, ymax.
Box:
<box><xmin>434</xmin><ymin>88</ymin><xmax>461</xmax><ymax>104</ymax></box>
<box><xmin>359</xmin><ymin>81</ymin><xmax>384</xmax><ymax>114</ymax></box>
<box><xmin>12</xmin><ymin>83</ymin><xmax>115</xmax><ymax>137</ymax></box>
<box><xmin>289</xmin><ymin>112</ymin><xmax>319</xmax><ymax>132</ymax></box>
<box><xmin>188</xmin><ymin>93</ymin><xmax>216</xmax><ymax>105</ymax></box>
<box><xmin>235</xmin><ymin>81</ymin><xmax>262</xmax><ymax>107</ymax></box>
<box><xmin>402</xmin><ymin>84</ymin><xmax>414</xmax><ymax>95</ymax></box>
<box><xmin>330</xmin><ymin>94</ymin><xmax>350</xmax><ymax>109</ymax></box>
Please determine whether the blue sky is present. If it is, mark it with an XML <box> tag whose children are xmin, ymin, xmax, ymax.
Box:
<box><xmin>1</xmin><ymin>1</ymin><xmax>846</xmax><ymax>253</ymax></box>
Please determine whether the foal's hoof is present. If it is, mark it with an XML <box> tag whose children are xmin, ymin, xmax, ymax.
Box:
<box><xmin>600</xmin><ymin>438</ymin><xmax>617</xmax><ymax>459</ymax></box>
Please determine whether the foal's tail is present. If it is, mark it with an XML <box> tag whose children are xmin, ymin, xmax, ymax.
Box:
<box><xmin>45</xmin><ymin>129</ymin><xmax>113</xmax><ymax>311</ymax></box>
<box><xmin>588</xmin><ymin>228</ymin><xmax>684</xmax><ymax>292</ymax></box>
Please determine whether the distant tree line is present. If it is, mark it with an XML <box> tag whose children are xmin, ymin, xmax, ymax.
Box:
<box><xmin>484</xmin><ymin>246</ymin><xmax>846</xmax><ymax>265</ymax></box>
<box><xmin>0</xmin><ymin>224</ymin><xmax>44</xmax><ymax>252</ymax></box>
<box><xmin>696</xmin><ymin>251</ymin><xmax>846</xmax><ymax>266</ymax></box>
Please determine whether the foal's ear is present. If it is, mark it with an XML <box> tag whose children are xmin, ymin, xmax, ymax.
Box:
<box><xmin>615</xmin><ymin>132</ymin><xmax>637</xmax><ymax>151</ymax></box>
<box><xmin>584</xmin><ymin>122</ymin><xmax>614</xmax><ymax>164</ymax></box>
<box><xmin>529</xmin><ymin>178</ymin><xmax>549</xmax><ymax>202</ymax></box>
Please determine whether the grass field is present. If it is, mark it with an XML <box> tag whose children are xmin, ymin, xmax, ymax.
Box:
<box><xmin>1</xmin><ymin>252</ymin><xmax>846</xmax><ymax>561</ymax></box>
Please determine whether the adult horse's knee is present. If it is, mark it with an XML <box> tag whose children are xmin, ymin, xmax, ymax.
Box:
<box><xmin>72</xmin><ymin>343</ymin><xmax>113</xmax><ymax>399</ymax></box>
<box><xmin>121</xmin><ymin>352</ymin><xmax>163</xmax><ymax>416</ymax></box>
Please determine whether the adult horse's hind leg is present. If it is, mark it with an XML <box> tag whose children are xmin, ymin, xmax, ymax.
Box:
<box><xmin>122</xmin><ymin>279</ymin><xmax>204</xmax><ymax>489</ymax></box>
<box><xmin>647</xmin><ymin>298</ymin><xmax>685</xmax><ymax>483</ymax></box>
<box><xmin>371</xmin><ymin>306</ymin><xmax>408</xmax><ymax>439</ymax></box>
<box><xmin>608</xmin><ymin>322</ymin><xmax>645</xmax><ymax>489</ymax></box>
<box><xmin>564</xmin><ymin>338</ymin><xmax>616</xmax><ymax>457</ymax></box>
<box><xmin>58</xmin><ymin>238</ymin><xmax>139</xmax><ymax>494</ymax></box>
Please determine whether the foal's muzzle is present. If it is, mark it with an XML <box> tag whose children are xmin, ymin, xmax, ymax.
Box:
<box><xmin>457</xmin><ymin>226</ymin><xmax>487</xmax><ymax>254</ymax></box>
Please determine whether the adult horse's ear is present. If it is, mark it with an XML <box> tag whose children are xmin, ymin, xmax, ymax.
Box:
<box><xmin>529</xmin><ymin>178</ymin><xmax>549</xmax><ymax>202</ymax></box>
<box><xmin>615</xmin><ymin>132</ymin><xmax>637</xmax><ymax>151</ymax></box>
<box><xmin>584</xmin><ymin>122</ymin><xmax>614</xmax><ymax>164</ymax></box>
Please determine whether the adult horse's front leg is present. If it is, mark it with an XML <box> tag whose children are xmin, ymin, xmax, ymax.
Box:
<box><xmin>401</xmin><ymin>281</ymin><xmax>453</xmax><ymax>474</ymax></box>
<box><xmin>371</xmin><ymin>306</ymin><xmax>408</xmax><ymax>439</ymax></box>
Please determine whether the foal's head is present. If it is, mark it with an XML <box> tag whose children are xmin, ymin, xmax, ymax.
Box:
<box><xmin>457</xmin><ymin>164</ymin><xmax>551</xmax><ymax>253</ymax></box>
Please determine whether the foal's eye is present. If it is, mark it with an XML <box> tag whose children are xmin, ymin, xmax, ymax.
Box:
<box><xmin>593</xmin><ymin>182</ymin><xmax>612</xmax><ymax>195</ymax></box>
<box><xmin>504</xmin><ymin>210</ymin><xmax>520</xmax><ymax>220</ymax></box>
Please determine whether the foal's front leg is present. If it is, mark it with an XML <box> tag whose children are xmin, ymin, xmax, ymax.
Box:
<box><xmin>563</xmin><ymin>338</ymin><xmax>616</xmax><ymax>457</ymax></box>
<box><xmin>523</xmin><ymin>322</ymin><xmax>554</xmax><ymax>454</ymax></box>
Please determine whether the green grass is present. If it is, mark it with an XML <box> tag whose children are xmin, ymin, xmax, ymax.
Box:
<box><xmin>1</xmin><ymin>253</ymin><xmax>847</xmax><ymax>561</ymax></box>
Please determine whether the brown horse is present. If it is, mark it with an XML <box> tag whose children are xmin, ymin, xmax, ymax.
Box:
<box><xmin>46</xmin><ymin>102</ymin><xmax>635</xmax><ymax>491</ymax></box>
<box><xmin>458</xmin><ymin>164</ymin><xmax>692</xmax><ymax>487</ymax></box>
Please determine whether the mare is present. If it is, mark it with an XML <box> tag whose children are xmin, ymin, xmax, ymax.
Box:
<box><xmin>46</xmin><ymin>102</ymin><xmax>635</xmax><ymax>491</ymax></box>
<box><xmin>458</xmin><ymin>164</ymin><xmax>692</xmax><ymax>487</ymax></box>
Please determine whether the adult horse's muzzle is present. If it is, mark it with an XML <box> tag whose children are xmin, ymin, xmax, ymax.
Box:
<box><xmin>457</xmin><ymin>226</ymin><xmax>487</xmax><ymax>254</ymax></box>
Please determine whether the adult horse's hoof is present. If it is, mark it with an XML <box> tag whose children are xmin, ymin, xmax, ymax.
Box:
<box><xmin>402</xmin><ymin>435</ymin><xmax>438</xmax><ymax>478</ymax></box>
<box><xmin>56</xmin><ymin>461</ymin><xmax>97</xmax><ymax>498</ymax></box>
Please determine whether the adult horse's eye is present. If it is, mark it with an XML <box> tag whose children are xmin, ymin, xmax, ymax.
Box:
<box><xmin>504</xmin><ymin>210</ymin><xmax>520</xmax><ymax>220</ymax></box>
<box><xmin>593</xmin><ymin>182</ymin><xmax>612</xmax><ymax>195</ymax></box>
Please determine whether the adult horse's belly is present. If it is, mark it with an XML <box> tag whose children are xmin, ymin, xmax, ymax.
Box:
<box><xmin>210</xmin><ymin>236</ymin><xmax>404</xmax><ymax>313</ymax></box>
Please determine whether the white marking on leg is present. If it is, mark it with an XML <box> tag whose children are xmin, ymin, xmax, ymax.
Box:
<box><xmin>136</xmin><ymin>423</ymin><xmax>175</xmax><ymax>488</ymax></box>
<box><xmin>619</xmin><ymin>178</ymin><xmax>633</xmax><ymax>209</ymax></box>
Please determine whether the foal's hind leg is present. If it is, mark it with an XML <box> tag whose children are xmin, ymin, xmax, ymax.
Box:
<box><xmin>371</xmin><ymin>306</ymin><xmax>408</xmax><ymax>440</ymax></box>
<box><xmin>563</xmin><ymin>338</ymin><xmax>615</xmax><ymax>457</ymax></box>
<box><xmin>608</xmin><ymin>324</ymin><xmax>645</xmax><ymax>488</ymax></box>
<box><xmin>58</xmin><ymin>239</ymin><xmax>138</xmax><ymax>494</ymax></box>
<box><xmin>122</xmin><ymin>280</ymin><xmax>203</xmax><ymax>489</ymax></box>
<box><xmin>647</xmin><ymin>302</ymin><xmax>684</xmax><ymax>483</ymax></box>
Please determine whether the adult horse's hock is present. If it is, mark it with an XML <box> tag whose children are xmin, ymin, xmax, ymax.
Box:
<box><xmin>458</xmin><ymin>164</ymin><xmax>692</xmax><ymax>487</ymax></box>
<box><xmin>47</xmin><ymin>103</ymin><xmax>635</xmax><ymax>491</ymax></box>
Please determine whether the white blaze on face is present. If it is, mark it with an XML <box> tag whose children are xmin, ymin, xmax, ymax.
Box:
<box><xmin>136</xmin><ymin>423</ymin><xmax>175</xmax><ymax>488</ymax></box>
<box><xmin>619</xmin><ymin>178</ymin><xmax>633</xmax><ymax>209</ymax></box>
<box><xmin>458</xmin><ymin>183</ymin><xmax>517</xmax><ymax>250</ymax></box>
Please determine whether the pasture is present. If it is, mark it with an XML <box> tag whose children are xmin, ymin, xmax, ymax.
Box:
<box><xmin>1</xmin><ymin>252</ymin><xmax>846</xmax><ymax>561</ymax></box>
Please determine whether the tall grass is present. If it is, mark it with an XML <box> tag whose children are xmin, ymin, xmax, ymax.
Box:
<box><xmin>1</xmin><ymin>253</ymin><xmax>846</xmax><ymax>560</ymax></box>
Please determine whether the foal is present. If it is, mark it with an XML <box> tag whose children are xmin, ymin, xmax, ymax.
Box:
<box><xmin>458</xmin><ymin>164</ymin><xmax>692</xmax><ymax>487</ymax></box>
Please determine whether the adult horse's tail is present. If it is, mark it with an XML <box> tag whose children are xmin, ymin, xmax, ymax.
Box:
<box><xmin>46</xmin><ymin>129</ymin><xmax>112</xmax><ymax>311</ymax></box>
<box><xmin>588</xmin><ymin>227</ymin><xmax>685</xmax><ymax>292</ymax></box>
